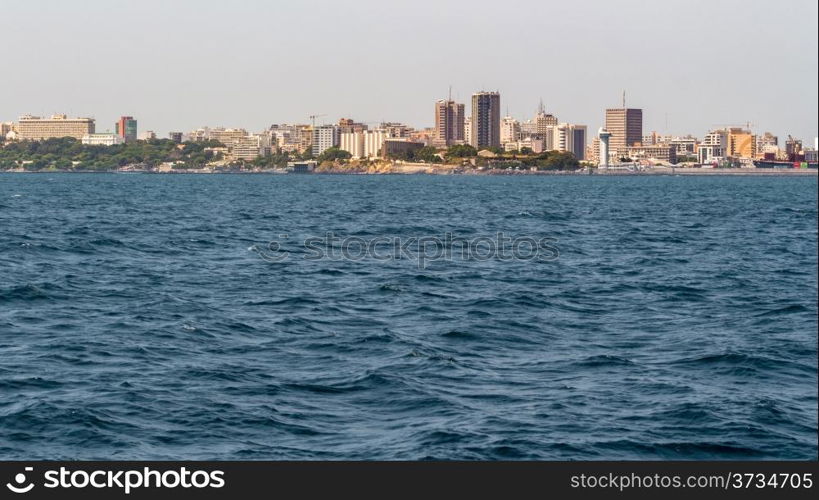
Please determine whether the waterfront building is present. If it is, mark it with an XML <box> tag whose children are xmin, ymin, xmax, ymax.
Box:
<box><xmin>115</xmin><ymin>116</ymin><xmax>137</xmax><ymax>142</ymax></box>
<box><xmin>464</xmin><ymin>117</ymin><xmax>472</xmax><ymax>146</ymax></box>
<box><xmin>17</xmin><ymin>114</ymin><xmax>95</xmax><ymax>140</ymax></box>
<box><xmin>726</xmin><ymin>128</ymin><xmax>756</xmax><ymax>159</ymax></box>
<box><xmin>81</xmin><ymin>133</ymin><xmax>124</xmax><ymax>146</ymax></box>
<box><xmin>341</xmin><ymin>129</ymin><xmax>391</xmax><ymax>158</ymax></box>
<box><xmin>785</xmin><ymin>137</ymin><xmax>803</xmax><ymax>158</ymax></box>
<box><xmin>230</xmin><ymin>134</ymin><xmax>270</xmax><ymax>161</ymax></box>
<box><xmin>340</xmin><ymin>131</ymin><xmax>365</xmax><ymax>159</ymax></box>
<box><xmin>626</xmin><ymin>144</ymin><xmax>677</xmax><ymax>164</ymax></box>
<box><xmin>470</xmin><ymin>91</ymin><xmax>501</xmax><ymax>149</ymax></box>
<box><xmin>697</xmin><ymin>130</ymin><xmax>728</xmax><ymax>164</ymax></box>
<box><xmin>433</xmin><ymin>99</ymin><xmax>465</xmax><ymax>147</ymax></box>
<box><xmin>363</xmin><ymin>129</ymin><xmax>387</xmax><ymax>157</ymax></box>
<box><xmin>598</xmin><ymin>128</ymin><xmax>611</xmax><ymax>167</ymax></box>
<box><xmin>756</xmin><ymin>132</ymin><xmax>778</xmax><ymax>155</ymax></box>
<box><xmin>669</xmin><ymin>136</ymin><xmax>697</xmax><ymax>157</ymax></box>
<box><xmin>604</xmin><ymin>107</ymin><xmax>642</xmax><ymax>156</ymax></box>
<box><xmin>312</xmin><ymin>124</ymin><xmax>340</xmax><ymax>156</ymax></box>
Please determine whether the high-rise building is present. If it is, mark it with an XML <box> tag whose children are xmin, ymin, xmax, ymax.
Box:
<box><xmin>115</xmin><ymin>116</ymin><xmax>137</xmax><ymax>142</ymax></box>
<box><xmin>604</xmin><ymin>108</ymin><xmax>643</xmax><ymax>155</ymax></box>
<box><xmin>470</xmin><ymin>91</ymin><xmax>501</xmax><ymax>149</ymax></box>
<box><xmin>312</xmin><ymin>125</ymin><xmax>340</xmax><ymax>156</ymax></box>
<box><xmin>433</xmin><ymin>99</ymin><xmax>465</xmax><ymax>147</ymax></box>
<box><xmin>553</xmin><ymin>123</ymin><xmax>587</xmax><ymax>160</ymax></box>
<box><xmin>169</xmin><ymin>132</ymin><xmax>183</xmax><ymax>143</ymax></box>
<box><xmin>17</xmin><ymin>114</ymin><xmax>95</xmax><ymax>140</ymax></box>
<box><xmin>534</xmin><ymin>100</ymin><xmax>558</xmax><ymax>136</ymax></box>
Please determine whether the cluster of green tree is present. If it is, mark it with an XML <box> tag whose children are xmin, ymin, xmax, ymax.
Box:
<box><xmin>520</xmin><ymin>150</ymin><xmax>580</xmax><ymax>170</ymax></box>
<box><xmin>0</xmin><ymin>137</ymin><xmax>226</xmax><ymax>171</ymax></box>
<box><xmin>386</xmin><ymin>146</ymin><xmax>442</xmax><ymax>163</ymax></box>
<box><xmin>315</xmin><ymin>147</ymin><xmax>352</xmax><ymax>164</ymax></box>
<box><xmin>445</xmin><ymin>144</ymin><xmax>478</xmax><ymax>158</ymax></box>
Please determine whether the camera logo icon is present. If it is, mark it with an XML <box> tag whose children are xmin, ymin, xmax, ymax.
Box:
<box><xmin>6</xmin><ymin>467</ymin><xmax>35</xmax><ymax>494</ymax></box>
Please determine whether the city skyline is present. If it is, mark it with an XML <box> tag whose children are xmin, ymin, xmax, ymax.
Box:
<box><xmin>0</xmin><ymin>0</ymin><xmax>816</xmax><ymax>141</ymax></box>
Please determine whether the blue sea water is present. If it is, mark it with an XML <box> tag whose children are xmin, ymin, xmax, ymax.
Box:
<box><xmin>0</xmin><ymin>173</ymin><xmax>816</xmax><ymax>460</ymax></box>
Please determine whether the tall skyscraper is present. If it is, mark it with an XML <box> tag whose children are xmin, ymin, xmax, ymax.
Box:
<box><xmin>470</xmin><ymin>91</ymin><xmax>501</xmax><ymax>149</ymax></box>
<box><xmin>115</xmin><ymin>116</ymin><xmax>137</xmax><ymax>142</ymax></box>
<box><xmin>433</xmin><ymin>99</ymin><xmax>465</xmax><ymax>146</ymax></box>
<box><xmin>604</xmin><ymin>107</ymin><xmax>642</xmax><ymax>155</ymax></box>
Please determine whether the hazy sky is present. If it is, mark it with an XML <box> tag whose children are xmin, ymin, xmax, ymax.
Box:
<box><xmin>2</xmin><ymin>0</ymin><xmax>817</xmax><ymax>141</ymax></box>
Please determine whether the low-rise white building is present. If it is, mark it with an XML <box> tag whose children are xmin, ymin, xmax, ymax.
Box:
<box><xmin>81</xmin><ymin>133</ymin><xmax>124</xmax><ymax>146</ymax></box>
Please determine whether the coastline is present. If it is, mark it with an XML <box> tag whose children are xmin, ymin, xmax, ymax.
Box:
<box><xmin>1</xmin><ymin>167</ymin><xmax>816</xmax><ymax>176</ymax></box>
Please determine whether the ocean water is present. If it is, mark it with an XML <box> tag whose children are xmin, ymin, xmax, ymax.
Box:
<box><xmin>0</xmin><ymin>173</ymin><xmax>816</xmax><ymax>460</ymax></box>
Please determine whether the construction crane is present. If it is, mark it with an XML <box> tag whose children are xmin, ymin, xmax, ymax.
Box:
<box><xmin>308</xmin><ymin>114</ymin><xmax>326</xmax><ymax>127</ymax></box>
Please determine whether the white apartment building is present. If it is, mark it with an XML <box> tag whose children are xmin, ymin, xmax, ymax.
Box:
<box><xmin>312</xmin><ymin>125</ymin><xmax>340</xmax><ymax>156</ymax></box>
<box><xmin>230</xmin><ymin>134</ymin><xmax>270</xmax><ymax>161</ymax></box>
<box><xmin>698</xmin><ymin>130</ymin><xmax>728</xmax><ymax>164</ymax></box>
<box><xmin>340</xmin><ymin>130</ymin><xmax>389</xmax><ymax>158</ymax></box>
<box><xmin>81</xmin><ymin>133</ymin><xmax>124</xmax><ymax>146</ymax></box>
